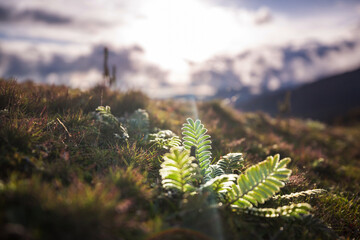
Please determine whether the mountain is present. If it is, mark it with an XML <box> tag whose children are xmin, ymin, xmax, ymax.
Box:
<box><xmin>235</xmin><ymin>68</ymin><xmax>360</xmax><ymax>123</ymax></box>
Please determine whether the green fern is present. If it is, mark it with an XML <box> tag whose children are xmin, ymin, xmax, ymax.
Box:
<box><xmin>181</xmin><ymin>118</ymin><xmax>212</xmax><ymax>176</ymax></box>
<box><xmin>201</xmin><ymin>174</ymin><xmax>237</xmax><ymax>194</ymax></box>
<box><xmin>208</xmin><ymin>165</ymin><xmax>225</xmax><ymax>178</ymax></box>
<box><xmin>273</xmin><ymin>189</ymin><xmax>327</xmax><ymax>200</ymax></box>
<box><xmin>228</xmin><ymin>154</ymin><xmax>291</xmax><ymax>208</ymax></box>
<box><xmin>207</xmin><ymin>153</ymin><xmax>243</xmax><ymax>180</ymax></box>
<box><xmin>159</xmin><ymin>118</ymin><xmax>315</xmax><ymax>219</ymax></box>
<box><xmin>216</xmin><ymin>153</ymin><xmax>244</xmax><ymax>174</ymax></box>
<box><xmin>128</xmin><ymin>109</ymin><xmax>149</xmax><ymax>129</ymax></box>
<box><xmin>149</xmin><ymin>130</ymin><xmax>181</xmax><ymax>150</ymax></box>
<box><xmin>159</xmin><ymin>148</ymin><xmax>198</xmax><ymax>193</ymax></box>
<box><xmin>95</xmin><ymin>106</ymin><xmax>129</xmax><ymax>140</ymax></box>
<box><xmin>127</xmin><ymin>109</ymin><xmax>150</xmax><ymax>139</ymax></box>
<box><xmin>240</xmin><ymin>203</ymin><xmax>312</xmax><ymax>218</ymax></box>
<box><xmin>96</xmin><ymin>106</ymin><xmax>118</xmax><ymax>127</ymax></box>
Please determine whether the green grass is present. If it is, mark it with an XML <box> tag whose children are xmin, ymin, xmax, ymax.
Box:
<box><xmin>0</xmin><ymin>78</ymin><xmax>360</xmax><ymax>239</ymax></box>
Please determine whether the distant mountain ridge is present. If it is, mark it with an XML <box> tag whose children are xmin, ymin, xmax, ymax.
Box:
<box><xmin>235</xmin><ymin>68</ymin><xmax>360</xmax><ymax>123</ymax></box>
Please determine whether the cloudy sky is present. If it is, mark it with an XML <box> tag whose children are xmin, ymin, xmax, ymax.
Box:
<box><xmin>0</xmin><ymin>0</ymin><xmax>360</xmax><ymax>97</ymax></box>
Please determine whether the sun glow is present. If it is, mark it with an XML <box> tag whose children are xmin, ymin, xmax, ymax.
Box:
<box><xmin>110</xmin><ymin>0</ymin><xmax>356</xmax><ymax>87</ymax></box>
<box><xmin>117</xmin><ymin>0</ymin><xmax>264</xmax><ymax>83</ymax></box>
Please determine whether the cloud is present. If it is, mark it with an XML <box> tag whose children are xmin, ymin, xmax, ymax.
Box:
<box><xmin>0</xmin><ymin>4</ymin><xmax>72</xmax><ymax>25</ymax></box>
<box><xmin>0</xmin><ymin>5</ymin><xmax>12</xmax><ymax>21</ymax></box>
<box><xmin>254</xmin><ymin>7</ymin><xmax>272</xmax><ymax>25</ymax></box>
<box><xmin>0</xmin><ymin>45</ymin><xmax>169</xmax><ymax>93</ymax></box>
<box><xmin>16</xmin><ymin>8</ymin><xmax>72</xmax><ymax>24</ymax></box>
<box><xmin>205</xmin><ymin>0</ymin><xmax>360</xmax><ymax>15</ymax></box>
<box><xmin>190</xmin><ymin>38</ymin><xmax>360</xmax><ymax>95</ymax></box>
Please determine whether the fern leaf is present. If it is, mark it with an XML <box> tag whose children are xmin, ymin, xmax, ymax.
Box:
<box><xmin>229</xmin><ymin>154</ymin><xmax>292</xmax><ymax>208</ymax></box>
<box><xmin>216</xmin><ymin>153</ymin><xmax>244</xmax><ymax>174</ymax></box>
<box><xmin>149</xmin><ymin>130</ymin><xmax>181</xmax><ymax>150</ymax></box>
<box><xmin>127</xmin><ymin>109</ymin><xmax>150</xmax><ymax>139</ymax></box>
<box><xmin>95</xmin><ymin>106</ymin><xmax>129</xmax><ymax>140</ymax></box>
<box><xmin>95</xmin><ymin>106</ymin><xmax>119</xmax><ymax>127</ymax></box>
<box><xmin>202</xmin><ymin>174</ymin><xmax>237</xmax><ymax>194</ymax></box>
<box><xmin>273</xmin><ymin>189</ymin><xmax>327</xmax><ymax>200</ymax></box>
<box><xmin>208</xmin><ymin>164</ymin><xmax>225</xmax><ymax>179</ymax></box>
<box><xmin>239</xmin><ymin>203</ymin><xmax>312</xmax><ymax>218</ymax></box>
<box><xmin>182</xmin><ymin>118</ymin><xmax>212</xmax><ymax>177</ymax></box>
<box><xmin>159</xmin><ymin>148</ymin><xmax>197</xmax><ymax>193</ymax></box>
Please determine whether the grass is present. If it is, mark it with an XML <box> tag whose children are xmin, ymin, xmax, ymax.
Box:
<box><xmin>0</xmin><ymin>78</ymin><xmax>360</xmax><ymax>239</ymax></box>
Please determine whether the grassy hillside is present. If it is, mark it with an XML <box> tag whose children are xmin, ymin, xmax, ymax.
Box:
<box><xmin>1</xmin><ymin>79</ymin><xmax>359</xmax><ymax>239</ymax></box>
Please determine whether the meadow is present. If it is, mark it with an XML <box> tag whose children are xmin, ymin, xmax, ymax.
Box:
<box><xmin>0</xmin><ymin>79</ymin><xmax>359</xmax><ymax>240</ymax></box>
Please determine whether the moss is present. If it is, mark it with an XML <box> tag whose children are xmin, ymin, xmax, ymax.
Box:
<box><xmin>314</xmin><ymin>193</ymin><xmax>360</xmax><ymax>239</ymax></box>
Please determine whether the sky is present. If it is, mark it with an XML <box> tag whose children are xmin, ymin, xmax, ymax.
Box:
<box><xmin>0</xmin><ymin>0</ymin><xmax>360</xmax><ymax>97</ymax></box>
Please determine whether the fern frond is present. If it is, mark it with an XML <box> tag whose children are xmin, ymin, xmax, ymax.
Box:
<box><xmin>96</xmin><ymin>106</ymin><xmax>119</xmax><ymax>127</ymax></box>
<box><xmin>95</xmin><ymin>106</ymin><xmax>129</xmax><ymax>140</ymax></box>
<box><xmin>202</xmin><ymin>174</ymin><xmax>237</xmax><ymax>194</ymax></box>
<box><xmin>149</xmin><ymin>130</ymin><xmax>181</xmax><ymax>150</ymax></box>
<box><xmin>208</xmin><ymin>164</ymin><xmax>225</xmax><ymax>179</ymax></box>
<box><xmin>239</xmin><ymin>203</ymin><xmax>312</xmax><ymax>218</ymax></box>
<box><xmin>217</xmin><ymin>153</ymin><xmax>244</xmax><ymax>174</ymax></box>
<box><xmin>273</xmin><ymin>189</ymin><xmax>327</xmax><ymax>200</ymax></box>
<box><xmin>159</xmin><ymin>148</ymin><xmax>197</xmax><ymax>193</ymax></box>
<box><xmin>181</xmin><ymin>118</ymin><xmax>212</xmax><ymax>176</ymax></box>
<box><xmin>228</xmin><ymin>154</ymin><xmax>292</xmax><ymax>208</ymax></box>
<box><xmin>127</xmin><ymin>109</ymin><xmax>150</xmax><ymax>139</ymax></box>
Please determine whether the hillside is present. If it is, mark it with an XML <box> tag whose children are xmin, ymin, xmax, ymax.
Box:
<box><xmin>1</xmin><ymin>79</ymin><xmax>360</xmax><ymax>239</ymax></box>
<box><xmin>235</xmin><ymin>68</ymin><xmax>360</xmax><ymax>123</ymax></box>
